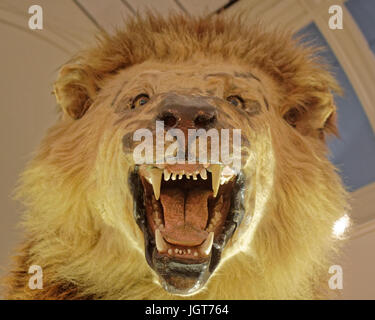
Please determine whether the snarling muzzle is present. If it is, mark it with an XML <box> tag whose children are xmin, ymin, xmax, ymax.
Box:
<box><xmin>127</xmin><ymin>93</ymin><xmax>246</xmax><ymax>295</ymax></box>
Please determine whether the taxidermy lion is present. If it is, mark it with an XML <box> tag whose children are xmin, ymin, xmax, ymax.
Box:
<box><xmin>3</xmin><ymin>14</ymin><xmax>348</xmax><ymax>299</ymax></box>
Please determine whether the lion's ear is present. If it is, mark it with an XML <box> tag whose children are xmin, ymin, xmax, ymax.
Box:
<box><xmin>54</xmin><ymin>64</ymin><xmax>98</xmax><ymax>120</ymax></box>
<box><xmin>284</xmin><ymin>94</ymin><xmax>338</xmax><ymax>140</ymax></box>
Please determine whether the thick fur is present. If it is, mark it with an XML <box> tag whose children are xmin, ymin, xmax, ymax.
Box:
<box><xmin>2</xmin><ymin>14</ymin><xmax>348</xmax><ymax>299</ymax></box>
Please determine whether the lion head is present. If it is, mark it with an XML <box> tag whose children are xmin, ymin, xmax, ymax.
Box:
<box><xmin>7</xmin><ymin>14</ymin><xmax>348</xmax><ymax>299</ymax></box>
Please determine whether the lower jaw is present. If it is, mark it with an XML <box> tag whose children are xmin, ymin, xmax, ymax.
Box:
<box><xmin>152</xmin><ymin>249</ymin><xmax>211</xmax><ymax>295</ymax></box>
<box><xmin>129</xmin><ymin>168</ymin><xmax>246</xmax><ymax>295</ymax></box>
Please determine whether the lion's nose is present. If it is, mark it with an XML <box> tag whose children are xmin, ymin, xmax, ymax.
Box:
<box><xmin>157</xmin><ymin>107</ymin><xmax>217</xmax><ymax>130</ymax></box>
<box><xmin>157</xmin><ymin>111</ymin><xmax>179</xmax><ymax>129</ymax></box>
<box><xmin>193</xmin><ymin>109</ymin><xmax>217</xmax><ymax>129</ymax></box>
<box><xmin>156</xmin><ymin>94</ymin><xmax>218</xmax><ymax>130</ymax></box>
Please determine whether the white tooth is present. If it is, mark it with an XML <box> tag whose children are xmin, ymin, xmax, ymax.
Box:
<box><xmin>187</xmin><ymin>249</ymin><xmax>191</xmax><ymax>254</ymax></box>
<box><xmin>193</xmin><ymin>174</ymin><xmax>197</xmax><ymax>180</ymax></box>
<box><xmin>200</xmin><ymin>169</ymin><xmax>207</xmax><ymax>180</ymax></box>
<box><xmin>199</xmin><ymin>232</ymin><xmax>214</xmax><ymax>256</ymax></box>
<box><xmin>168</xmin><ymin>249</ymin><xmax>173</xmax><ymax>255</ymax></box>
<box><xmin>164</xmin><ymin>169</ymin><xmax>171</xmax><ymax>181</ymax></box>
<box><xmin>222</xmin><ymin>165</ymin><xmax>236</xmax><ymax>176</ymax></box>
<box><xmin>175</xmin><ymin>248</ymin><xmax>179</xmax><ymax>254</ymax></box>
<box><xmin>172</xmin><ymin>173</ymin><xmax>177</xmax><ymax>180</ymax></box>
<box><xmin>194</xmin><ymin>251</ymin><xmax>198</xmax><ymax>257</ymax></box>
<box><xmin>150</xmin><ymin>168</ymin><xmax>162</xmax><ymax>200</ymax></box>
<box><xmin>155</xmin><ymin>229</ymin><xmax>168</xmax><ymax>253</ymax></box>
<box><xmin>209</xmin><ymin>165</ymin><xmax>222</xmax><ymax>198</ymax></box>
<box><xmin>186</xmin><ymin>174</ymin><xmax>190</xmax><ymax>179</ymax></box>
<box><xmin>220</xmin><ymin>175</ymin><xmax>232</xmax><ymax>185</ymax></box>
<box><xmin>178</xmin><ymin>172</ymin><xmax>183</xmax><ymax>180</ymax></box>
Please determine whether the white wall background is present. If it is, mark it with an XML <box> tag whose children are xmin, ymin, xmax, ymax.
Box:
<box><xmin>339</xmin><ymin>222</ymin><xmax>375</xmax><ymax>299</ymax></box>
<box><xmin>0</xmin><ymin>0</ymin><xmax>97</xmax><ymax>280</ymax></box>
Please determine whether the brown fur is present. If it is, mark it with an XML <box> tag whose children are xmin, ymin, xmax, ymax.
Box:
<box><xmin>2</xmin><ymin>14</ymin><xmax>348</xmax><ymax>299</ymax></box>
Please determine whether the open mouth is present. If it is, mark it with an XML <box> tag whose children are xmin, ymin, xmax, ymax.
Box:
<box><xmin>129</xmin><ymin>163</ymin><xmax>245</xmax><ymax>295</ymax></box>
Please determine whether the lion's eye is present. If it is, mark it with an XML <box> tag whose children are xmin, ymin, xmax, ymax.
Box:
<box><xmin>283</xmin><ymin>107</ymin><xmax>300</xmax><ymax>128</ymax></box>
<box><xmin>226</xmin><ymin>95</ymin><xmax>244</xmax><ymax>108</ymax></box>
<box><xmin>132</xmin><ymin>94</ymin><xmax>150</xmax><ymax>109</ymax></box>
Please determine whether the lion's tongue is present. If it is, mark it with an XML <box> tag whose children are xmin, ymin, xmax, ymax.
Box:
<box><xmin>159</xmin><ymin>188</ymin><xmax>211</xmax><ymax>246</ymax></box>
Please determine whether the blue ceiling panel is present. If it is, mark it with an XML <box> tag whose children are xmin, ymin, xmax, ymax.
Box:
<box><xmin>346</xmin><ymin>0</ymin><xmax>375</xmax><ymax>54</ymax></box>
<box><xmin>297</xmin><ymin>23</ymin><xmax>375</xmax><ymax>191</ymax></box>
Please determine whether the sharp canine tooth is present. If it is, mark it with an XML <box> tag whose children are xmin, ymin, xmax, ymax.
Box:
<box><xmin>199</xmin><ymin>232</ymin><xmax>214</xmax><ymax>256</ymax></box>
<box><xmin>200</xmin><ymin>169</ymin><xmax>207</xmax><ymax>180</ymax></box>
<box><xmin>210</xmin><ymin>165</ymin><xmax>222</xmax><ymax>198</ymax></box>
<box><xmin>155</xmin><ymin>229</ymin><xmax>168</xmax><ymax>253</ymax></box>
<box><xmin>150</xmin><ymin>168</ymin><xmax>162</xmax><ymax>200</ymax></box>
<box><xmin>164</xmin><ymin>169</ymin><xmax>171</xmax><ymax>181</ymax></box>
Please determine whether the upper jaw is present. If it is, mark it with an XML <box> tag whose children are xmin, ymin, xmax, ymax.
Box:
<box><xmin>129</xmin><ymin>163</ymin><xmax>246</xmax><ymax>294</ymax></box>
<box><xmin>140</xmin><ymin>163</ymin><xmax>238</xmax><ymax>200</ymax></box>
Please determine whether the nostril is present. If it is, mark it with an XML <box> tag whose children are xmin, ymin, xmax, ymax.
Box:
<box><xmin>158</xmin><ymin>111</ymin><xmax>178</xmax><ymax>128</ymax></box>
<box><xmin>194</xmin><ymin>113</ymin><xmax>217</xmax><ymax>129</ymax></box>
